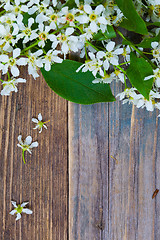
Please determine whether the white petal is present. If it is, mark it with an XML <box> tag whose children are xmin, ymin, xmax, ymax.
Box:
<box><xmin>13</xmin><ymin>48</ymin><xmax>21</xmax><ymax>58</ymax></box>
<box><xmin>22</xmin><ymin>208</ymin><xmax>33</xmax><ymax>214</ymax></box>
<box><xmin>97</xmin><ymin>51</ymin><xmax>105</xmax><ymax>59</ymax></box>
<box><xmin>16</xmin><ymin>213</ymin><xmax>21</xmax><ymax>221</ymax></box>
<box><xmin>30</xmin><ymin>141</ymin><xmax>38</xmax><ymax>148</ymax></box>
<box><xmin>43</xmin><ymin>124</ymin><xmax>47</xmax><ymax>129</ymax></box>
<box><xmin>28</xmin><ymin>6</ymin><xmax>38</xmax><ymax>15</ymax></box>
<box><xmin>33</xmin><ymin>125</ymin><xmax>39</xmax><ymax>130</ymax></box>
<box><xmin>114</xmin><ymin>48</ymin><xmax>123</xmax><ymax>55</ymax></box>
<box><xmin>17</xmin><ymin>143</ymin><xmax>23</xmax><ymax>149</ymax></box>
<box><xmin>11</xmin><ymin>201</ymin><xmax>17</xmax><ymax>208</ymax></box>
<box><xmin>9</xmin><ymin>210</ymin><xmax>17</xmax><ymax>215</ymax></box>
<box><xmin>11</xmin><ymin>65</ymin><xmax>20</xmax><ymax>77</ymax></box>
<box><xmin>21</xmin><ymin>202</ymin><xmax>29</xmax><ymax>207</ymax></box>
<box><xmin>1</xmin><ymin>55</ymin><xmax>9</xmax><ymax>62</ymax></box>
<box><xmin>17</xmin><ymin>58</ymin><xmax>28</xmax><ymax>66</ymax></box>
<box><xmin>146</xmin><ymin>101</ymin><xmax>154</xmax><ymax>111</ymax></box>
<box><xmin>39</xmin><ymin>128</ymin><xmax>42</xmax><ymax>133</ymax></box>
<box><xmin>28</xmin><ymin>17</ymin><xmax>34</xmax><ymax>27</ymax></box>
<box><xmin>84</xmin><ymin>4</ymin><xmax>92</xmax><ymax>14</ymax></box>
<box><xmin>18</xmin><ymin>135</ymin><xmax>23</xmax><ymax>144</ymax></box>
<box><xmin>144</xmin><ymin>75</ymin><xmax>154</xmax><ymax>81</ymax></box>
<box><xmin>151</xmin><ymin>42</ymin><xmax>159</xmax><ymax>49</ymax></box>
<box><xmin>106</xmin><ymin>41</ymin><xmax>115</xmax><ymax>52</ymax></box>
<box><xmin>103</xmin><ymin>59</ymin><xmax>109</xmax><ymax>70</ymax></box>
<box><xmin>32</xmin><ymin>118</ymin><xmax>38</xmax><ymax>123</ymax></box>
<box><xmin>90</xmin><ymin>21</ymin><xmax>98</xmax><ymax>33</ymax></box>
<box><xmin>110</xmin><ymin>57</ymin><xmax>119</xmax><ymax>66</ymax></box>
<box><xmin>15</xmin><ymin>78</ymin><xmax>26</xmax><ymax>83</ymax></box>
<box><xmin>95</xmin><ymin>4</ymin><xmax>104</xmax><ymax>15</ymax></box>
<box><xmin>25</xmin><ymin>136</ymin><xmax>32</xmax><ymax>145</ymax></box>
<box><xmin>62</xmin><ymin>42</ymin><xmax>69</xmax><ymax>54</ymax></box>
<box><xmin>38</xmin><ymin>113</ymin><xmax>42</xmax><ymax>121</ymax></box>
<box><xmin>27</xmin><ymin>149</ymin><xmax>32</xmax><ymax>154</ymax></box>
<box><xmin>45</xmin><ymin>62</ymin><xmax>51</xmax><ymax>71</ymax></box>
<box><xmin>65</xmin><ymin>27</ymin><xmax>74</xmax><ymax>36</ymax></box>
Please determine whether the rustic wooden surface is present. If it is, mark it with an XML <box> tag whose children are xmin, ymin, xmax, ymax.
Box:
<box><xmin>0</xmin><ymin>69</ymin><xmax>68</xmax><ymax>240</ymax></box>
<box><xmin>1</xmin><ymin>69</ymin><xmax>160</xmax><ymax>240</ymax></box>
<box><xmin>69</xmin><ymin>80</ymin><xmax>160</xmax><ymax>240</ymax></box>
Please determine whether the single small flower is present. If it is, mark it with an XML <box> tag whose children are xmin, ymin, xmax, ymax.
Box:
<box><xmin>17</xmin><ymin>135</ymin><xmax>38</xmax><ymax>164</ymax></box>
<box><xmin>9</xmin><ymin>201</ymin><xmax>32</xmax><ymax>221</ymax></box>
<box><xmin>32</xmin><ymin>113</ymin><xmax>50</xmax><ymax>133</ymax></box>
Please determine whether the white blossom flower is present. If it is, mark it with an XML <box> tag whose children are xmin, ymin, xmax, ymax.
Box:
<box><xmin>32</xmin><ymin>113</ymin><xmax>50</xmax><ymax>133</ymax></box>
<box><xmin>37</xmin><ymin>24</ymin><xmax>57</xmax><ymax>48</ymax></box>
<box><xmin>55</xmin><ymin>28</ymin><xmax>79</xmax><ymax>55</ymax></box>
<box><xmin>0</xmin><ymin>48</ymin><xmax>27</xmax><ymax>77</ymax></box>
<box><xmin>17</xmin><ymin>18</ymin><xmax>38</xmax><ymax>44</ymax></box>
<box><xmin>1</xmin><ymin>77</ymin><xmax>26</xmax><ymax>95</ymax></box>
<box><xmin>28</xmin><ymin>0</ymin><xmax>50</xmax><ymax>15</ymax></box>
<box><xmin>97</xmin><ymin>41</ymin><xmax>123</xmax><ymax>71</ymax></box>
<box><xmin>58</xmin><ymin>6</ymin><xmax>80</xmax><ymax>27</ymax></box>
<box><xmin>10</xmin><ymin>201</ymin><xmax>32</xmax><ymax>221</ymax></box>
<box><xmin>151</xmin><ymin>42</ymin><xmax>160</xmax><ymax>64</ymax></box>
<box><xmin>77</xmin><ymin>4</ymin><xmax>107</xmax><ymax>33</ymax></box>
<box><xmin>111</xmin><ymin>69</ymin><xmax>125</xmax><ymax>83</ymax></box>
<box><xmin>92</xmin><ymin>73</ymin><xmax>114</xmax><ymax>84</ymax></box>
<box><xmin>4</xmin><ymin>1</ymin><xmax>28</xmax><ymax>18</ymax></box>
<box><xmin>46</xmin><ymin>7</ymin><xmax>60</xmax><ymax>29</ymax></box>
<box><xmin>42</xmin><ymin>50</ymin><xmax>63</xmax><ymax>71</ymax></box>
<box><xmin>27</xmin><ymin>50</ymin><xmax>43</xmax><ymax>79</ymax></box>
<box><xmin>17</xmin><ymin>135</ymin><xmax>38</xmax><ymax>163</ymax></box>
<box><xmin>144</xmin><ymin>68</ymin><xmax>160</xmax><ymax>88</ymax></box>
<box><xmin>76</xmin><ymin>52</ymin><xmax>104</xmax><ymax>77</ymax></box>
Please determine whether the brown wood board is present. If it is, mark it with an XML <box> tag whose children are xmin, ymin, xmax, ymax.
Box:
<box><xmin>0</xmin><ymin>69</ymin><xmax>68</xmax><ymax>240</ymax></box>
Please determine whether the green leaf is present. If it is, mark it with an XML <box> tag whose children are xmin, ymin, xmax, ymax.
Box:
<box><xmin>146</xmin><ymin>22</ymin><xmax>160</xmax><ymax>27</ymax></box>
<box><xmin>136</xmin><ymin>33</ymin><xmax>160</xmax><ymax>48</ymax></box>
<box><xmin>126</xmin><ymin>52</ymin><xmax>154</xmax><ymax>100</ymax></box>
<box><xmin>115</xmin><ymin>0</ymin><xmax>148</xmax><ymax>35</ymax></box>
<box><xmin>41</xmin><ymin>60</ymin><xmax>115</xmax><ymax>104</ymax></box>
<box><xmin>62</xmin><ymin>0</ymin><xmax>77</xmax><ymax>9</ymax></box>
<box><xmin>93</xmin><ymin>25</ymin><xmax>116</xmax><ymax>41</ymax></box>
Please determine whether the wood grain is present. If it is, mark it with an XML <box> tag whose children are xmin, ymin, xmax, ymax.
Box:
<box><xmin>68</xmin><ymin>103</ymin><xmax>109</xmax><ymax>240</ymax></box>
<box><xmin>0</xmin><ymin>68</ymin><xmax>68</xmax><ymax>240</ymax></box>
<box><xmin>69</xmin><ymin>80</ymin><xmax>160</xmax><ymax>240</ymax></box>
<box><xmin>108</xmin><ymin>81</ymin><xmax>160</xmax><ymax>240</ymax></box>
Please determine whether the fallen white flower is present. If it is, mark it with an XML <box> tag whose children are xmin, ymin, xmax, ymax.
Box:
<box><xmin>10</xmin><ymin>201</ymin><xmax>32</xmax><ymax>221</ymax></box>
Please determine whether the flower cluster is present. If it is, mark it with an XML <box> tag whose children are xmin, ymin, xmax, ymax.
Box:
<box><xmin>0</xmin><ymin>0</ymin><xmax>160</xmax><ymax>113</ymax></box>
<box><xmin>10</xmin><ymin>112</ymin><xmax>49</xmax><ymax>220</ymax></box>
<box><xmin>17</xmin><ymin>113</ymin><xmax>49</xmax><ymax>164</ymax></box>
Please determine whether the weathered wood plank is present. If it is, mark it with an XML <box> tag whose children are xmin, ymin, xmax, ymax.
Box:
<box><xmin>108</xmin><ymin>81</ymin><xmax>160</xmax><ymax>240</ymax></box>
<box><xmin>69</xmin><ymin>103</ymin><xmax>109</xmax><ymax>240</ymax></box>
<box><xmin>0</xmin><ymin>69</ymin><xmax>68</xmax><ymax>240</ymax></box>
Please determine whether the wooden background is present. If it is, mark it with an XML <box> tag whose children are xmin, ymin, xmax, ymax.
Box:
<box><xmin>0</xmin><ymin>68</ymin><xmax>160</xmax><ymax>240</ymax></box>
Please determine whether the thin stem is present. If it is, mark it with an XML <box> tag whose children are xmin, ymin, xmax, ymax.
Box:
<box><xmin>85</xmin><ymin>40</ymin><xmax>100</xmax><ymax>52</ymax></box>
<box><xmin>22</xmin><ymin>150</ymin><xmax>26</xmax><ymax>164</ymax></box>
<box><xmin>21</xmin><ymin>40</ymin><xmax>40</xmax><ymax>54</ymax></box>
<box><xmin>0</xmin><ymin>10</ymin><xmax>6</xmax><ymax>16</ymax></box>
<box><xmin>118</xmin><ymin>61</ymin><xmax>130</xmax><ymax>66</ymax></box>
<box><xmin>44</xmin><ymin>120</ymin><xmax>50</xmax><ymax>123</ymax></box>
<box><xmin>143</xmin><ymin>51</ymin><xmax>153</xmax><ymax>55</ymax></box>
<box><xmin>124</xmin><ymin>75</ymin><xmax>127</xmax><ymax>89</ymax></box>
<box><xmin>74</xmin><ymin>24</ymin><xmax>84</xmax><ymax>34</ymax></box>
<box><xmin>115</xmin><ymin>65</ymin><xmax>127</xmax><ymax>75</ymax></box>
<box><xmin>7</xmin><ymin>72</ymin><xmax>11</xmax><ymax>80</ymax></box>
<box><xmin>85</xmin><ymin>44</ymin><xmax>88</xmax><ymax>60</ymax></box>
<box><xmin>0</xmin><ymin>78</ymin><xmax>4</xmax><ymax>82</ymax></box>
<box><xmin>116</xmin><ymin>29</ymin><xmax>157</xmax><ymax>69</ymax></box>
